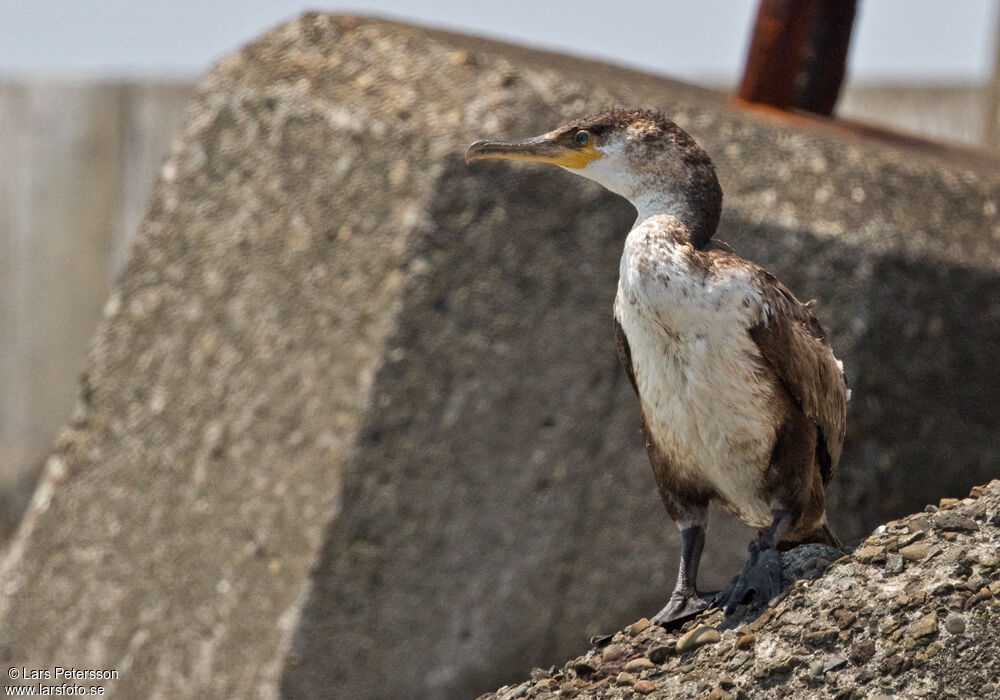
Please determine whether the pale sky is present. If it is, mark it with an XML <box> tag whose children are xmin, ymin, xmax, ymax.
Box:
<box><xmin>0</xmin><ymin>0</ymin><xmax>997</xmax><ymax>84</ymax></box>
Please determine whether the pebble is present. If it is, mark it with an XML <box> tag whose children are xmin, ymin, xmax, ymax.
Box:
<box><xmin>647</xmin><ymin>645</ymin><xmax>673</xmax><ymax>664</ymax></box>
<box><xmin>939</xmin><ymin>497</ymin><xmax>959</xmax><ymax>507</ymax></box>
<box><xmin>808</xmin><ymin>660</ymin><xmax>825</xmax><ymax>677</ymax></box>
<box><xmin>910</xmin><ymin>610</ymin><xmax>938</xmax><ymax>638</ymax></box>
<box><xmin>885</xmin><ymin>553</ymin><xmax>905</xmax><ymax>574</ymax></box>
<box><xmin>676</xmin><ymin>625</ymin><xmax>721</xmax><ymax>653</ymax></box>
<box><xmin>933</xmin><ymin>511</ymin><xmax>980</xmax><ymax>532</ymax></box>
<box><xmin>624</xmin><ymin>618</ymin><xmax>650</xmax><ymax>636</ymax></box>
<box><xmin>823</xmin><ymin>653</ymin><xmax>848</xmax><ymax>672</ymax></box>
<box><xmin>980</xmin><ymin>552</ymin><xmax>1000</xmax><ymax>569</ymax></box>
<box><xmin>735</xmin><ymin>632</ymin><xmax>755</xmax><ymax>649</ymax></box>
<box><xmin>899</xmin><ymin>542</ymin><xmax>931</xmax><ymax>561</ymax></box>
<box><xmin>602</xmin><ymin>644</ymin><xmax>628</xmax><ymax>663</ymax></box>
<box><xmin>945</xmin><ymin>614</ymin><xmax>966</xmax><ymax>634</ymax></box>
<box><xmin>707</xmin><ymin>689</ymin><xmax>733</xmax><ymax>700</ymax></box>
<box><xmin>623</xmin><ymin>657</ymin><xmax>654</xmax><ymax>673</ymax></box>
<box><xmin>802</xmin><ymin>627</ymin><xmax>838</xmax><ymax>645</ymax></box>
<box><xmin>849</xmin><ymin>639</ymin><xmax>875</xmax><ymax>665</ymax></box>
<box><xmin>832</xmin><ymin>608</ymin><xmax>857</xmax><ymax>629</ymax></box>
<box><xmin>614</xmin><ymin>671</ymin><xmax>636</xmax><ymax>686</ymax></box>
<box><xmin>854</xmin><ymin>544</ymin><xmax>886</xmax><ymax>564</ymax></box>
<box><xmin>633</xmin><ymin>679</ymin><xmax>655</xmax><ymax>695</ymax></box>
<box><xmin>933</xmin><ymin>581</ymin><xmax>955</xmax><ymax>596</ymax></box>
<box><xmin>571</xmin><ymin>661</ymin><xmax>595</xmax><ymax>676</ymax></box>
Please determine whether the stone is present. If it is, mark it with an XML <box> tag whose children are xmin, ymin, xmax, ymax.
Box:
<box><xmin>623</xmin><ymin>657</ymin><xmax>654</xmax><ymax>673</ymax></box>
<box><xmin>624</xmin><ymin>618</ymin><xmax>650</xmax><ymax>636</ymax></box>
<box><xmin>614</xmin><ymin>672</ymin><xmax>636</xmax><ymax>686</ymax></box>
<box><xmin>707</xmin><ymin>689</ymin><xmax>733</xmax><ymax>700</ymax></box>
<box><xmin>823</xmin><ymin>654</ymin><xmax>848</xmax><ymax>672</ymax></box>
<box><xmin>803</xmin><ymin>627</ymin><xmax>839</xmax><ymax>645</ymax></box>
<box><xmin>979</xmin><ymin>552</ymin><xmax>1000</xmax><ymax>569</ymax></box>
<box><xmin>647</xmin><ymin>645</ymin><xmax>673</xmax><ymax>664</ymax></box>
<box><xmin>633</xmin><ymin>680</ymin><xmax>655</xmax><ymax>695</ymax></box>
<box><xmin>854</xmin><ymin>545</ymin><xmax>887</xmax><ymax>564</ymax></box>
<box><xmin>849</xmin><ymin>640</ymin><xmax>876</xmax><ymax>665</ymax></box>
<box><xmin>910</xmin><ymin>611</ymin><xmax>939</xmax><ymax>639</ymax></box>
<box><xmin>833</xmin><ymin>608</ymin><xmax>857</xmax><ymax>629</ymax></box>
<box><xmin>933</xmin><ymin>512</ymin><xmax>980</xmax><ymax>532</ymax></box>
<box><xmin>571</xmin><ymin>661</ymin><xmax>596</xmax><ymax>676</ymax></box>
<box><xmin>944</xmin><ymin>614</ymin><xmax>966</xmax><ymax>634</ymax></box>
<box><xmin>933</xmin><ymin>581</ymin><xmax>955</xmax><ymax>596</ymax></box>
<box><xmin>885</xmin><ymin>553</ymin><xmax>905</xmax><ymax>574</ymax></box>
<box><xmin>900</xmin><ymin>543</ymin><xmax>932</xmax><ymax>561</ymax></box>
<box><xmin>676</xmin><ymin>626</ymin><xmax>721</xmax><ymax>654</ymax></box>
<box><xmin>735</xmin><ymin>633</ymin><xmax>755</xmax><ymax>649</ymax></box>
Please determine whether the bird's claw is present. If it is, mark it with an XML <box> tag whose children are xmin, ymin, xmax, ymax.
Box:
<box><xmin>718</xmin><ymin>546</ymin><xmax>783</xmax><ymax>614</ymax></box>
<box><xmin>651</xmin><ymin>589</ymin><xmax>713</xmax><ymax>628</ymax></box>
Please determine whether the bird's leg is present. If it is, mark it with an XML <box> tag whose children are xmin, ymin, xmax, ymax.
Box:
<box><xmin>651</xmin><ymin>514</ymin><xmax>713</xmax><ymax>627</ymax></box>
<box><xmin>718</xmin><ymin>508</ymin><xmax>794</xmax><ymax>614</ymax></box>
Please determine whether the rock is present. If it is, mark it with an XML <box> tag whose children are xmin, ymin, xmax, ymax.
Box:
<box><xmin>934</xmin><ymin>512</ymin><xmax>980</xmax><ymax>532</ymax></box>
<box><xmin>849</xmin><ymin>640</ymin><xmax>876</xmax><ymax>665</ymax></box>
<box><xmin>910</xmin><ymin>611</ymin><xmax>939</xmax><ymax>639</ymax></box>
<box><xmin>808</xmin><ymin>659</ymin><xmax>825</xmax><ymax>677</ymax></box>
<box><xmin>944</xmin><ymin>614</ymin><xmax>966</xmax><ymax>634</ymax></box>
<box><xmin>833</xmin><ymin>608</ymin><xmax>857</xmax><ymax>629</ymax></box>
<box><xmin>601</xmin><ymin>643</ymin><xmax>629</xmax><ymax>663</ymax></box>
<box><xmin>823</xmin><ymin>653</ymin><xmax>848</xmax><ymax>672</ymax></box>
<box><xmin>735</xmin><ymin>633</ymin><xmax>755</xmax><ymax>649</ymax></box>
<box><xmin>707</xmin><ymin>689</ymin><xmax>733</xmax><ymax>700</ymax></box>
<box><xmin>939</xmin><ymin>497</ymin><xmax>959</xmax><ymax>508</ymax></box>
<box><xmin>802</xmin><ymin>627</ymin><xmax>839</xmax><ymax>646</ymax></box>
<box><xmin>900</xmin><ymin>542</ymin><xmax>932</xmax><ymax>561</ymax></box>
<box><xmin>676</xmin><ymin>626</ymin><xmax>721</xmax><ymax>654</ymax></box>
<box><xmin>884</xmin><ymin>653</ymin><xmax>906</xmax><ymax>675</ymax></box>
<box><xmin>854</xmin><ymin>544</ymin><xmax>887</xmax><ymax>564</ymax></box>
<box><xmin>571</xmin><ymin>661</ymin><xmax>596</xmax><ymax>676</ymax></box>
<box><xmin>933</xmin><ymin>581</ymin><xmax>955</xmax><ymax>596</ymax></box>
<box><xmin>885</xmin><ymin>553</ymin><xmax>905</xmax><ymax>573</ymax></box>
<box><xmin>623</xmin><ymin>657</ymin><xmax>654</xmax><ymax>673</ymax></box>
<box><xmin>633</xmin><ymin>680</ymin><xmax>655</xmax><ymax>695</ymax></box>
<box><xmin>624</xmin><ymin>618</ymin><xmax>650</xmax><ymax>636</ymax></box>
<box><xmin>647</xmin><ymin>645</ymin><xmax>674</xmax><ymax>664</ymax></box>
<box><xmin>979</xmin><ymin>551</ymin><xmax>1000</xmax><ymax>569</ymax></box>
<box><xmin>614</xmin><ymin>672</ymin><xmax>636</xmax><ymax>686</ymax></box>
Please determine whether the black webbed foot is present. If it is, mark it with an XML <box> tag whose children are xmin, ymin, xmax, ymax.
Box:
<box><xmin>717</xmin><ymin>543</ymin><xmax>783</xmax><ymax>614</ymax></box>
<box><xmin>651</xmin><ymin>589</ymin><xmax>714</xmax><ymax>628</ymax></box>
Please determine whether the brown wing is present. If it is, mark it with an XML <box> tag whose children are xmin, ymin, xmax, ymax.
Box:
<box><xmin>748</xmin><ymin>270</ymin><xmax>848</xmax><ymax>484</ymax></box>
<box><xmin>614</xmin><ymin>318</ymin><xmax>639</xmax><ymax>396</ymax></box>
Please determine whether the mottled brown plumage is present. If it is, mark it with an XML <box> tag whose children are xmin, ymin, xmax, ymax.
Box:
<box><xmin>467</xmin><ymin>109</ymin><xmax>848</xmax><ymax>626</ymax></box>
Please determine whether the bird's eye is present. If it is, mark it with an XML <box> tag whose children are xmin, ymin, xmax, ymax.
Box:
<box><xmin>575</xmin><ymin>130</ymin><xmax>590</xmax><ymax>145</ymax></box>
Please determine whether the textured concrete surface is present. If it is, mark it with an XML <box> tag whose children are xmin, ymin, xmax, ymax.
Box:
<box><xmin>1</xmin><ymin>13</ymin><xmax>999</xmax><ymax>700</ymax></box>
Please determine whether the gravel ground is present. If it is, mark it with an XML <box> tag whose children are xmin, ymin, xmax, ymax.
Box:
<box><xmin>480</xmin><ymin>480</ymin><xmax>1000</xmax><ymax>699</ymax></box>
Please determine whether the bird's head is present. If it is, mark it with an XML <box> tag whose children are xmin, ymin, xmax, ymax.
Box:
<box><xmin>466</xmin><ymin>109</ymin><xmax>722</xmax><ymax>246</ymax></box>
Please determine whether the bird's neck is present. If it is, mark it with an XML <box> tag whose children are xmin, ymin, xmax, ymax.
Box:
<box><xmin>630</xmin><ymin>190</ymin><xmax>718</xmax><ymax>249</ymax></box>
<box><xmin>631</xmin><ymin>192</ymin><xmax>692</xmax><ymax>229</ymax></box>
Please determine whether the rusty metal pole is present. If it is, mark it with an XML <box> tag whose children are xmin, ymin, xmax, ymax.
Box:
<box><xmin>738</xmin><ymin>0</ymin><xmax>858</xmax><ymax>116</ymax></box>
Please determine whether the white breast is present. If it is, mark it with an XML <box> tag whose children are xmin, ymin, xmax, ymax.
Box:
<box><xmin>614</xmin><ymin>216</ymin><xmax>780</xmax><ymax>527</ymax></box>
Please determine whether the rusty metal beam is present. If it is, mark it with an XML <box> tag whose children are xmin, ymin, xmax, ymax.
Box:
<box><xmin>738</xmin><ymin>0</ymin><xmax>858</xmax><ymax>116</ymax></box>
